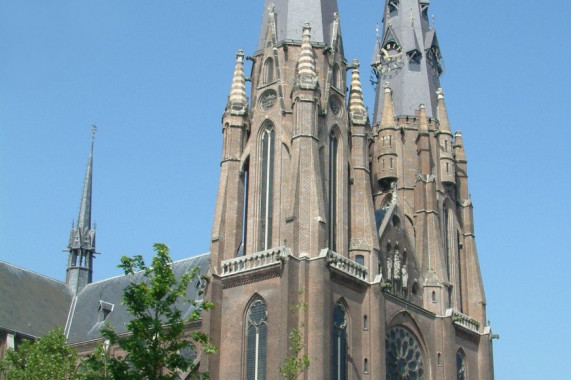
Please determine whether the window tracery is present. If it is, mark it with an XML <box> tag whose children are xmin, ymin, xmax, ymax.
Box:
<box><xmin>386</xmin><ymin>326</ymin><xmax>425</xmax><ymax>380</ymax></box>
<box><xmin>246</xmin><ymin>297</ymin><xmax>268</xmax><ymax>380</ymax></box>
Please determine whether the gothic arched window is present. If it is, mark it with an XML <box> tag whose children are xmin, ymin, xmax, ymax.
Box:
<box><xmin>263</xmin><ymin>58</ymin><xmax>274</xmax><ymax>84</ymax></box>
<box><xmin>246</xmin><ymin>297</ymin><xmax>268</xmax><ymax>380</ymax></box>
<box><xmin>332</xmin><ymin>63</ymin><xmax>341</xmax><ymax>89</ymax></box>
<box><xmin>259</xmin><ymin>124</ymin><xmax>274</xmax><ymax>251</ymax></box>
<box><xmin>328</xmin><ymin>129</ymin><xmax>338</xmax><ymax>251</ymax></box>
<box><xmin>386</xmin><ymin>326</ymin><xmax>425</xmax><ymax>380</ymax></box>
<box><xmin>332</xmin><ymin>302</ymin><xmax>348</xmax><ymax>380</ymax></box>
<box><xmin>457</xmin><ymin>350</ymin><xmax>467</xmax><ymax>380</ymax></box>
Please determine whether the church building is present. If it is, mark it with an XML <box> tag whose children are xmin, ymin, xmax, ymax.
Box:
<box><xmin>0</xmin><ymin>1</ymin><xmax>496</xmax><ymax>379</ymax></box>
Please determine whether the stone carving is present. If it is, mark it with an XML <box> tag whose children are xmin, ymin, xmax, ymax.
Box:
<box><xmin>401</xmin><ymin>266</ymin><xmax>408</xmax><ymax>288</ymax></box>
<box><xmin>259</xmin><ymin>89</ymin><xmax>277</xmax><ymax>110</ymax></box>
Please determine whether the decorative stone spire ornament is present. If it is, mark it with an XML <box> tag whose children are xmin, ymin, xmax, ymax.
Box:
<box><xmin>226</xmin><ymin>49</ymin><xmax>248</xmax><ymax>115</ymax></box>
<box><xmin>348</xmin><ymin>59</ymin><xmax>367</xmax><ymax>125</ymax></box>
<box><xmin>295</xmin><ymin>23</ymin><xmax>318</xmax><ymax>90</ymax></box>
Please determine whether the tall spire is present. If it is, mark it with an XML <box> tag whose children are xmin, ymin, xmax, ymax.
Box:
<box><xmin>77</xmin><ymin>125</ymin><xmax>95</xmax><ymax>232</ymax></box>
<box><xmin>372</xmin><ymin>0</ymin><xmax>443</xmax><ymax>122</ymax></box>
<box><xmin>66</xmin><ymin>126</ymin><xmax>97</xmax><ymax>294</ymax></box>
<box><xmin>256</xmin><ymin>0</ymin><xmax>339</xmax><ymax>51</ymax></box>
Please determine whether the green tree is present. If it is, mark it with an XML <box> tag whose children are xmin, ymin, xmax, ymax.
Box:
<box><xmin>99</xmin><ymin>243</ymin><xmax>215</xmax><ymax>380</ymax></box>
<box><xmin>278</xmin><ymin>290</ymin><xmax>310</xmax><ymax>380</ymax></box>
<box><xmin>0</xmin><ymin>328</ymin><xmax>78</xmax><ymax>380</ymax></box>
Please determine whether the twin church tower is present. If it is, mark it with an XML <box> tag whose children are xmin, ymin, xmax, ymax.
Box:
<box><xmin>204</xmin><ymin>0</ymin><xmax>494</xmax><ymax>379</ymax></box>
<box><xmin>63</xmin><ymin>0</ymin><xmax>495</xmax><ymax>378</ymax></box>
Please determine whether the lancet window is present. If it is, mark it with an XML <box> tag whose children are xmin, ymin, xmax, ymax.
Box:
<box><xmin>332</xmin><ymin>302</ymin><xmax>348</xmax><ymax>380</ymax></box>
<box><xmin>328</xmin><ymin>130</ymin><xmax>338</xmax><ymax>251</ymax></box>
<box><xmin>246</xmin><ymin>297</ymin><xmax>268</xmax><ymax>380</ymax></box>
<box><xmin>259</xmin><ymin>123</ymin><xmax>274</xmax><ymax>251</ymax></box>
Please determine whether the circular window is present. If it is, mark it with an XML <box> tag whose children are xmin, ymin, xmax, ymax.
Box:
<box><xmin>386</xmin><ymin>326</ymin><xmax>425</xmax><ymax>380</ymax></box>
<box><xmin>259</xmin><ymin>89</ymin><xmax>277</xmax><ymax>110</ymax></box>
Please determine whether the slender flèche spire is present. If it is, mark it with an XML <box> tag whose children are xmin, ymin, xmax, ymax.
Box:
<box><xmin>77</xmin><ymin>126</ymin><xmax>95</xmax><ymax>233</ymax></box>
<box><xmin>372</xmin><ymin>0</ymin><xmax>443</xmax><ymax>122</ymax></box>
<box><xmin>66</xmin><ymin>126</ymin><xmax>97</xmax><ymax>294</ymax></box>
<box><xmin>226</xmin><ymin>49</ymin><xmax>248</xmax><ymax>115</ymax></box>
<box><xmin>256</xmin><ymin>0</ymin><xmax>339</xmax><ymax>51</ymax></box>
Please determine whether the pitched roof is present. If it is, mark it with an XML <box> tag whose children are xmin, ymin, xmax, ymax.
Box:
<box><xmin>0</xmin><ymin>261</ymin><xmax>73</xmax><ymax>338</ymax></box>
<box><xmin>66</xmin><ymin>253</ymin><xmax>210</xmax><ymax>344</ymax></box>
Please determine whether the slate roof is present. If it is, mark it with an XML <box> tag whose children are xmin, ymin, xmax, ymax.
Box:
<box><xmin>0</xmin><ymin>261</ymin><xmax>73</xmax><ymax>338</ymax></box>
<box><xmin>0</xmin><ymin>253</ymin><xmax>210</xmax><ymax>345</ymax></box>
<box><xmin>257</xmin><ymin>0</ymin><xmax>339</xmax><ymax>51</ymax></box>
<box><xmin>66</xmin><ymin>253</ymin><xmax>210</xmax><ymax>344</ymax></box>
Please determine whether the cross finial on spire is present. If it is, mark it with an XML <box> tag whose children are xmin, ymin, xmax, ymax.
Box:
<box><xmin>91</xmin><ymin>124</ymin><xmax>97</xmax><ymax>141</ymax></box>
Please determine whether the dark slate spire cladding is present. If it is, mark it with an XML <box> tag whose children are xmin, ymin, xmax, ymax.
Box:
<box><xmin>372</xmin><ymin>0</ymin><xmax>443</xmax><ymax>121</ymax></box>
<box><xmin>256</xmin><ymin>0</ymin><xmax>339</xmax><ymax>51</ymax></box>
<box><xmin>66</xmin><ymin>126</ymin><xmax>97</xmax><ymax>294</ymax></box>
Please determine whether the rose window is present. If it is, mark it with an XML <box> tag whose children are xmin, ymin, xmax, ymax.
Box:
<box><xmin>386</xmin><ymin>326</ymin><xmax>425</xmax><ymax>380</ymax></box>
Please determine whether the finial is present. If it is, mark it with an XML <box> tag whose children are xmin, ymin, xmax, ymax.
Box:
<box><xmin>432</xmin><ymin>14</ymin><xmax>436</xmax><ymax>30</ymax></box>
<box><xmin>376</xmin><ymin>22</ymin><xmax>380</xmax><ymax>41</ymax></box>
<box><xmin>91</xmin><ymin>124</ymin><xmax>97</xmax><ymax>141</ymax></box>
<box><xmin>352</xmin><ymin>58</ymin><xmax>360</xmax><ymax>69</ymax></box>
<box><xmin>386</xmin><ymin>7</ymin><xmax>392</xmax><ymax>27</ymax></box>
<box><xmin>383</xmin><ymin>82</ymin><xmax>391</xmax><ymax>93</ymax></box>
<box><xmin>268</xmin><ymin>3</ymin><xmax>275</xmax><ymax>13</ymax></box>
<box><xmin>334</xmin><ymin>12</ymin><xmax>339</xmax><ymax>21</ymax></box>
<box><xmin>436</xmin><ymin>88</ymin><xmax>444</xmax><ymax>99</ymax></box>
<box><xmin>455</xmin><ymin>130</ymin><xmax>462</xmax><ymax>138</ymax></box>
<box><xmin>419</xmin><ymin>104</ymin><xmax>426</xmax><ymax>109</ymax></box>
<box><xmin>410</xmin><ymin>8</ymin><xmax>414</xmax><ymax>27</ymax></box>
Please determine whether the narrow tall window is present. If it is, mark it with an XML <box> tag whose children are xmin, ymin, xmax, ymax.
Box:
<box><xmin>328</xmin><ymin>130</ymin><xmax>338</xmax><ymax>251</ymax></box>
<box><xmin>259</xmin><ymin>124</ymin><xmax>274</xmax><ymax>251</ymax></box>
<box><xmin>263</xmin><ymin>58</ymin><xmax>274</xmax><ymax>84</ymax></box>
<box><xmin>332</xmin><ymin>302</ymin><xmax>348</xmax><ymax>380</ymax></box>
<box><xmin>456</xmin><ymin>350</ymin><xmax>467</xmax><ymax>380</ymax></box>
<box><xmin>332</xmin><ymin>63</ymin><xmax>340</xmax><ymax>89</ymax></box>
<box><xmin>246</xmin><ymin>297</ymin><xmax>268</xmax><ymax>380</ymax></box>
<box><xmin>443</xmin><ymin>206</ymin><xmax>451</xmax><ymax>280</ymax></box>
<box><xmin>240</xmin><ymin>160</ymin><xmax>250</xmax><ymax>256</ymax></box>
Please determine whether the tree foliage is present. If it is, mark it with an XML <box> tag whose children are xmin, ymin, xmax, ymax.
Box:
<box><xmin>98</xmin><ymin>243</ymin><xmax>215</xmax><ymax>380</ymax></box>
<box><xmin>0</xmin><ymin>328</ymin><xmax>78</xmax><ymax>380</ymax></box>
<box><xmin>278</xmin><ymin>290</ymin><xmax>310</xmax><ymax>380</ymax></box>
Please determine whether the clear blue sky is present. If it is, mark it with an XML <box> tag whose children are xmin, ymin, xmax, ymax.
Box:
<box><xmin>1</xmin><ymin>1</ymin><xmax>570</xmax><ymax>378</ymax></box>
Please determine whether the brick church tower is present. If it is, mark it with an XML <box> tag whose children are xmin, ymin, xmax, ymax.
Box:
<box><xmin>204</xmin><ymin>0</ymin><xmax>495</xmax><ymax>378</ymax></box>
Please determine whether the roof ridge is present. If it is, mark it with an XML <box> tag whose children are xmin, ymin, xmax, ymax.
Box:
<box><xmin>0</xmin><ymin>260</ymin><xmax>66</xmax><ymax>285</ymax></box>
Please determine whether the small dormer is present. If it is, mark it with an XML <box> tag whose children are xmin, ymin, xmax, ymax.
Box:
<box><xmin>98</xmin><ymin>300</ymin><xmax>114</xmax><ymax>323</ymax></box>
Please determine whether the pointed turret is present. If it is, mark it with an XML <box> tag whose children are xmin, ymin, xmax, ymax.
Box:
<box><xmin>436</xmin><ymin>88</ymin><xmax>455</xmax><ymax>184</ymax></box>
<box><xmin>372</xmin><ymin>0</ymin><xmax>443</xmax><ymax>122</ymax></box>
<box><xmin>66</xmin><ymin>126</ymin><xmax>97</xmax><ymax>294</ymax></box>
<box><xmin>210</xmin><ymin>50</ymin><xmax>249</xmax><ymax>271</ymax></box>
<box><xmin>373</xmin><ymin>83</ymin><xmax>398</xmax><ymax>202</ymax></box>
<box><xmin>348</xmin><ymin>60</ymin><xmax>379</xmax><ymax>270</ymax></box>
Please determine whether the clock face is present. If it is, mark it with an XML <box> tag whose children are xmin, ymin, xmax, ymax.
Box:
<box><xmin>378</xmin><ymin>41</ymin><xmax>403</xmax><ymax>78</ymax></box>
<box><xmin>427</xmin><ymin>46</ymin><xmax>443</xmax><ymax>75</ymax></box>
